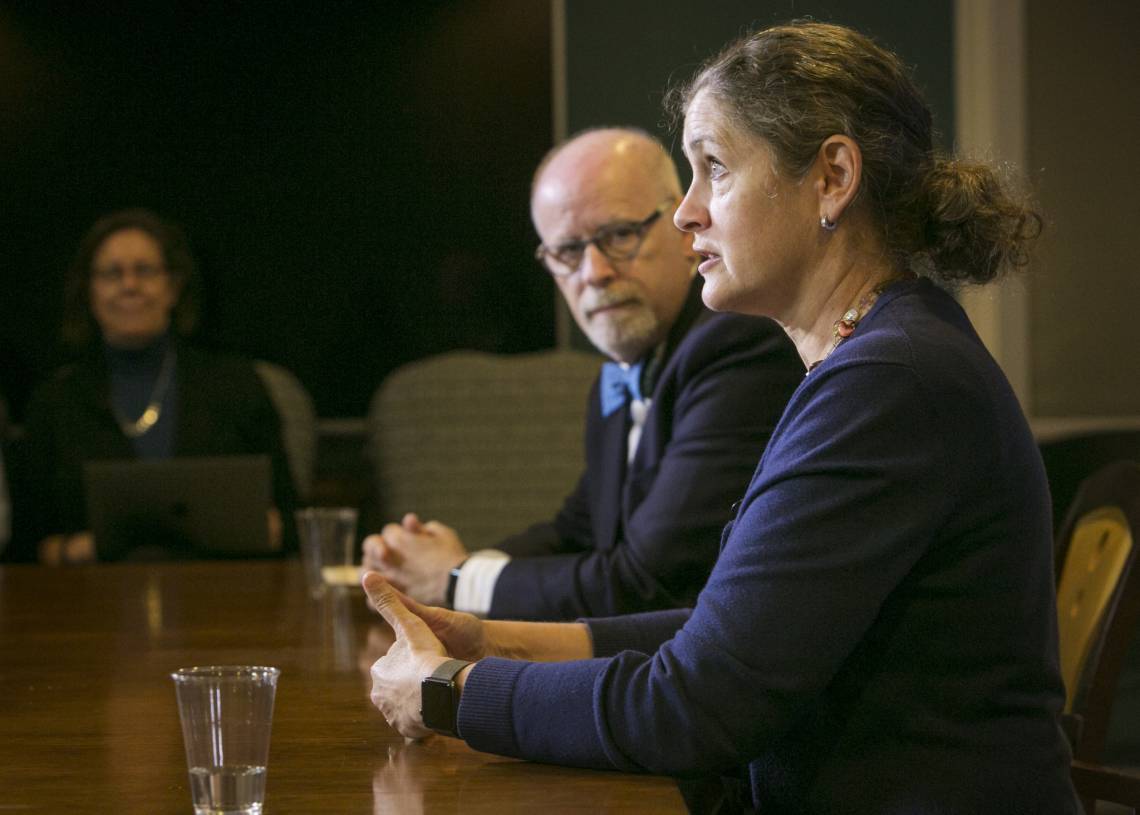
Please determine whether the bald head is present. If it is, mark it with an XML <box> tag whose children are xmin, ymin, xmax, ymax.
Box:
<box><xmin>530</xmin><ymin>128</ymin><xmax>697</xmax><ymax>364</ymax></box>
<box><xmin>531</xmin><ymin>128</ymin><xmax>682</xmax><ymax>221</ymax></box>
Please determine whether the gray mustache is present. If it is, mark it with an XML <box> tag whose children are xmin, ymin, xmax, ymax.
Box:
<box><xmin>580</xmin><ymin>286</ymin><xmax>641</xmax><ymax>313</ymax></box>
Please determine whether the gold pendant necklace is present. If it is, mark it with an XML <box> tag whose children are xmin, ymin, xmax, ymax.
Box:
<box><xmin>113</xmin><ymin>348</ymin><xmax>175</xmax><ymax>438</ymax></box>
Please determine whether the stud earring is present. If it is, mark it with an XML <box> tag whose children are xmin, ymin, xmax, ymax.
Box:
<box><xmin>820</xmin><ymin>215</ymin><xmax>837</xmax><ymax>231</ymax></box>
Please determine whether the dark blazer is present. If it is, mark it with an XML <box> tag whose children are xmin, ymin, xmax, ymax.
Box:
<box><xmin>489</xmin><ymin>282</ymin><xmax>803</xmax><ymax>620</ymax></box>
<box><xmin>16</xmin><ymin>344</ymin><xmax>295</xmax><ymax>559</ymax></box>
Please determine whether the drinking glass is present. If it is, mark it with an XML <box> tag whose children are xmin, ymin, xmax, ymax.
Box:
<box><xmin>295</xmin><ymin>507</ymin><xmax>359</xmax><ymax>598</ymax></box>
<box><xmin>171</xmin><ymin>666</ymin><xmax>280</xmax><ymax>815</ymax></box>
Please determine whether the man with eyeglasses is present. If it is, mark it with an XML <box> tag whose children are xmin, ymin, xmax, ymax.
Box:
<box><xmin>363</xmin><ymin>127</ymin><xmax>801</xmax><ymax>620</ymax></box>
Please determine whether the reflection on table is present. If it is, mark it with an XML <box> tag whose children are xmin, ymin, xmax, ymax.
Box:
<box><xmin>0</xmin><ymin>561</ymin><xmax>685</xmax><ymax>813</ymax></box>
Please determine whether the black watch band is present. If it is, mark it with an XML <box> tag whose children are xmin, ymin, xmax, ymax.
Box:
<box><xmin>446</xmin><ymin>559</ymin><xmax>467</xmax><ymax>608</ymax></box>
<box><xmin>420</xmin><ymin>658</ymin><xmax>472</xmax><ymax>738</ymax></box>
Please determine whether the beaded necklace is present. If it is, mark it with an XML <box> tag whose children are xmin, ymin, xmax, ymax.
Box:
<box><xmin>806</xmin><ymin>276</ymin><xmax>910</xmax><ymax>374</ymax></box>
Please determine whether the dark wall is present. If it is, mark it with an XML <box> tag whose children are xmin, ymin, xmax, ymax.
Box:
<box><xmin>564</xmin><ymin>0</ymin><xmax>954</xmax><ymax>173</ymax></box>
<box><xmin>0</xmin><ymin>2</ymin><xmax>555</xmax><ymax>419</ymax></box>
<box><xmin>0</xmin><ymin>2</ymin><xmax>955</xmax><ymax>420</ymax></box>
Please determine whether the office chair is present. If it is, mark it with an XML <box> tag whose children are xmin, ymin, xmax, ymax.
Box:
<box><xmin>367</xmin><ymin>349</ymin><xmax>600</xmax><ymax>550</ymax></box>
<box><xmin>1054</xmin><ymin>461</ymin><xmax>1140</xmax><ymax>813</ymax></box>
<box><xmin>1040</xmin><ymin>430</ymin><xmax>1140</xmax><ymax>533</ymax></box>
<box><xmin>254</xmin><ymin>360</ymin><xmax>318</xmax><ymax>503</ymax></box>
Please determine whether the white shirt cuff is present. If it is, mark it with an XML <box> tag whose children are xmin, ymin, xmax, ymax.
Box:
<box><xmin>453</xmin><ymin>549</ymin><xmax>511</xmax><ymax>616</ymax></box>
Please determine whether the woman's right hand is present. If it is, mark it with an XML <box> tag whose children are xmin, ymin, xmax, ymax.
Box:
<box><xmin>364</xmin><ymin>572</ymin><xmax>492</xmax><ymax>662</ymax></box>
<box><xmin>362</xmin><ymin>571</ymin><xmax>593</xmax><ymax>664</ymax></box>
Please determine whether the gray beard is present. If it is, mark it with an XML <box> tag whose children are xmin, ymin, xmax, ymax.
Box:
<box><xmin>582</xmin><ymin>303</ymin><xmax>660</xmax><ymax>362</ymax></box>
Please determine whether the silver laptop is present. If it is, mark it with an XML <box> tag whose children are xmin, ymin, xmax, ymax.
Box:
<box><xmin>84</xmin><ymin>455</ymin><xmax>272</xmax><ymax>560</ymax></box>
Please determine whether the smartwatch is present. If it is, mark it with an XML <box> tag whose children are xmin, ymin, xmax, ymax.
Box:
<box><xmin>420</xmin><ymin>658</ymin><xmax>472</xmax><ymax>737</ymax></box>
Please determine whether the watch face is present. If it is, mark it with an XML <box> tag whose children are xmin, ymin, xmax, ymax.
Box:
<box><xmin>421</xmin><ymin>676</ymin><xmax>458</xmax><ymax>736</ymax></box>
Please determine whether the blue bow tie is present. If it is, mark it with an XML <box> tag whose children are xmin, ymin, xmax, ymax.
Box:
<box><xmin>599</xmin><ymin>361</ymin><xmax>645</xmax><ymax>417</ymax></box>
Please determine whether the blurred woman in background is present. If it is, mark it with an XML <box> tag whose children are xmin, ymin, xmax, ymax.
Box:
<box><xmin>22</xmin><ymin>208</ymin><xmax>295</xmax><ymax>563</ymax></box>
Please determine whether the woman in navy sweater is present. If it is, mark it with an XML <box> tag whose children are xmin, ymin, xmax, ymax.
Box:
<box><xmin>363</xmin><ymin>21</ymin><xmax>1078</xmax><ymax>813</ymax></box>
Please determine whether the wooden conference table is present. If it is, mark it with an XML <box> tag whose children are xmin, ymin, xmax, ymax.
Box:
<box><xmin>0</xmin><ymin>560</ymin><xmax>686</xmax><ymax>813</ymax></box>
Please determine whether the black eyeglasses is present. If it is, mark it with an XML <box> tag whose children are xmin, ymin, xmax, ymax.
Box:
<box><xmin>535</xmin><ymin>200</ymin><xmax>673</xmax><ymax>278</ymax></box>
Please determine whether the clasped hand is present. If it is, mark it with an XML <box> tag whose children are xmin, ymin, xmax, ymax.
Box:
<box><xmin>362</xmin><ymin>513</ymin><xmax>467</xmax><ymax>606</ymax></box>
<box><xmin>361</xmin><ymin>571</ymin><xmax>487</xmax><ymax>739</ymax></box>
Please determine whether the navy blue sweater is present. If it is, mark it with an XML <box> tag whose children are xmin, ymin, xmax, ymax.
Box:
<box><xmin>457</xmin><ymin>279</ymin><xmax>1077</xmax><ymax>813</ymax></box>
